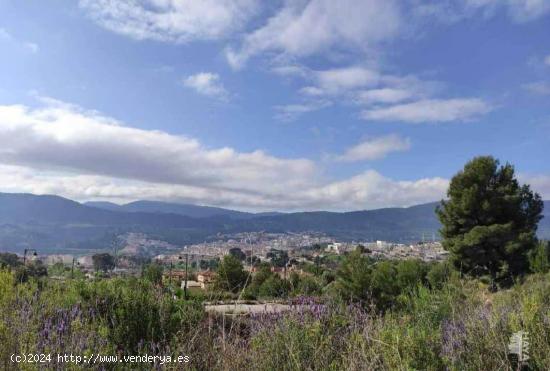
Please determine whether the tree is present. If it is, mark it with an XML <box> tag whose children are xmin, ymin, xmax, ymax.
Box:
<box><xmin>142</xmin><ymin>262</ymin><xmax>164</xmax><ymax>285</ymax></box>
<box><xmin>395</xmin><ymin>259</ymin><xmax>428</xmax><ymax>291</ymax></box>
<box><xmin>228</xmin><ymin>247</ymin><xmax>246</xmax><ymax>261</ymax></box>
<box><xmin>529</xmin><ymin>240</ymin><xmax>550</xmax><ymax>274</ymax></box>
<box><xmin>0</xmin><ymin>253</ymin><xmax>20</xmax><ymax>268</ymax></box>
<box><xmin>370</xmin><ymin>261</ymin><xmax>399</xmax><ymax>309</ymax></box>
<box><xmin>437</xmin><ymin>156</ymin><xmax>543</xmax><ymax>286</ymax></box>
<box><xmin>258</xmin><ymin>276</ymin><xmax>291</xmax><ymax>298</ymax></box>
<box><xmin>426</xmin><ymin>261</ymin><xmax>452</xmax><ymax>290</ymax></box>
<box><xmin>267</xmin><ymin>249</ymin><xmax>289</xmax><ymax>268</ymax></box>
<box><xmin>15</xmin><ymin>261</ymin><xmax>47</xmax><ymax>283</ymax></box>
<box><xmin>214</xmin><ymin>255</ymin><xmax>248</xmax><ymax>293</ymax></box>
<box><xmin>244</xmin><ymin>263</ymin><xmax>273</xmax><ymax>299</ymax></box>
<box><xmin>92</xmin><ymin>253</ymin><xmax>116</xmax><ymax>272</ymax></box>
<box><xmin>336</xmin><ymin>250</ymin><xmax>373</xmax><ymax>301</ymax></box>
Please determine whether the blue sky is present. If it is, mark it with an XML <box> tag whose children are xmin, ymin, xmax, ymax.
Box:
<box><xmin>0</xmin><ymin>0</ymin><xmax>549</xmax><ymax>211</ymax></box>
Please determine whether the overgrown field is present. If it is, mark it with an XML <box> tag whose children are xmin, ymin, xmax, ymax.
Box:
<box><xmin>1</xmin><ymin>268</ymin><xmax>549</xmax><ymax>370</ymax></box>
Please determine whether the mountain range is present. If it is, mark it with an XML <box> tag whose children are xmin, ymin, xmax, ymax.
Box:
<box><xmin>0</xmin><ymin>193</ymin><xmax>548</xmax><ymax>255</ymax></box>
<box><xmin>83</xmin><ymin>200</ymin><xmax>282</xmax><ymax>219</ymax></box>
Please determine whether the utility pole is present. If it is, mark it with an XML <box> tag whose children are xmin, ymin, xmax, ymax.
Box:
<box><xmin>23</xmin><ymin>249</ymin><xmax>37</xmax><ymax>265</ymax></box>
<box><xmin>184</xmin><ymin>253</ymin><xmax>189</xmax><ymax>300</ymax></box>
<box><xmin>169</xmin><ymin>260</ymin><xmax>173</xmax><ymax>287</ymax></box>
<box><xmin>71</xmin><ymin>258</ymin><xmax>80</xmax><ymax>279</ymax></box>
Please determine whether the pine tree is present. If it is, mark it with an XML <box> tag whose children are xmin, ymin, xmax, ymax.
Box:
<box><xmin>437</xmin><ymin>156</ymin><xmax>543</xmax><ymax>286</ymax></box>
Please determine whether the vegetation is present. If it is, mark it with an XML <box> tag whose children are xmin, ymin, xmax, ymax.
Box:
<box><xmin>1</xmin><ymin>259</ymin><xmax>550</xmax><ymax>370</ymax></box>
<box><xmin>142</xmin><ymin>262</ymin><xmax>164</xmax><ymax>285</ymax></box>
<box><xmin>0</xmin><ymin>156</ymin><xmax>548</xmax><ymax>369</ymax></box>
<box><xmin>92</xmin><ymin>253</ymin><xmax>116</xmax><ymax>272</ymax></box>
<box><xmin>213</xmin><ymin>255</ymin><xmax>248</xmax><ymax>293</ymax></box>
<box><xmin>437</xmin><ymin>156</ymin><xmax>543</xmax><ymax>287</ymax></box>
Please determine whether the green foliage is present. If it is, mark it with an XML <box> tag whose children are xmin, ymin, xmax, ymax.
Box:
<box><xmin>142</xmin><ymin>262</ymin><xmax>164</xmax><ymax>285</ymax></box>
<box><xmin>267</xmin><ymin>249</ymin><xmax>289</xmax><ymax>268</ymax></box>
<box><xmin>243</xmin><ymin>263</ymin><xmax>273</xmax><ymax>299</ymax></box>
<box><xmin>336</xmin><ymin>250</ymin><xmax>373</xmax><ymax>302</ymax></box>
<box><xmin>2</xmin><ymin>266</ymin><xmax>550</xmax><ymax>369</ymax></box>
<box><xmin>258</xmin><ymin>275</ymin><xmax>291</xmax><ymax>298</ymax></box>
<box><xmin>15</xmin><ymin>261</ymin><xmax>47</xmax><ymax>283</ymax></box>
<box><xmin>228</xmin><ymin>247</ymin><xmax>246</xmax><ymax>261</ymax></box>
<box><xmin>370</xmin><ymin>261</ymin><xmax>399</xmax><ymax>310</ymax></box>
<box><xmin>77</xmin><ymin>278</ymin><xmax>198</xmax><ymax>353</ymax></box>
<box><xmin>426</xmin><ymin>260</ymin><xmax>453</xmax><ymax>289</ymax></box>
<box><xmin>214</xmin><ymin>254</ymin><xmax>248</xmax><ymax>293</ymax></box>
<box><xmin>92</xmin><ymin>253</ymin><xmax>116</xmax><ymax>272</ymax></box>
<box><xmin>437</xmin><ymin>156</ymin><xmax>543</xmax><ymax>286</ymax></box>
<box><xmin>296</xmin><ymin>275</ymin><xmax>322</xmax><ymax>296</ymax></box>
<box><xmin>529</xmin><ymin>240</ymin><xmax>550</xmax><ymax>274</ymax></box>
<box><xmin>395</xmin><ymin>259</ymin><xmax>429</xmax><ymax>291</ymax></box>
<box><xmin>0</xmin><ymin>252</ymin><xmax>20</xmax><ymax>268</ymax></box>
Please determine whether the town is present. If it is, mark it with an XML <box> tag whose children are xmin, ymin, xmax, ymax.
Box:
<box><xmin>13</xmin><ymin>231</ymin><xmax>449</xmax><ymax>289</ymax></box>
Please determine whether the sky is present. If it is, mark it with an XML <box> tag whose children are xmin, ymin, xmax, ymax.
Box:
<box><xmin>0</xmin><ymin>0</ymin><xmax>549</xmax><ymax>212</ymax></box>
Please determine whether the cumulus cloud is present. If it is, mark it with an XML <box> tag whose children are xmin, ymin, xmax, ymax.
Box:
<box><xmin>335</xmin><ymin>135</ymin><xmax>411</xmax><ymax>162</ymax></box>
<box><xmin>301</xmin><ymin>170</ymin><xmax>449</xmax><ymax>210</ymax></box>
<box><xmin>183</xmin><ymin>72</ymin><xmax>228</xmax><ymax>99</ymax></box>
<box><xmin>79</xmin><ymin>0</ymin><xmax>259</xmax><ymax>43</ymax></box>
<box><xmin>0</xmin><ymin>100</ymin><xmax>316</xmax><ymax>195</ymax></box>
<box><xmin>0</xmin><ymin>99</ymin><xmax>450</xmax><ymax>211</ymax></box>
<box><xmin>362</xmin><ymin>98</ymin><xmax>493</xmax><ymax>123</ymax></box>
<box><xmin>225</xmin><ymin>0</ymin><xmax>402</xmax><ymax>69</ymax></box>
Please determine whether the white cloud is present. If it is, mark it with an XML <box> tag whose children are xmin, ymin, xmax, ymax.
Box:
<box><xmin>416</xmin><ymin>0</ymin><xmax>550</xmax><ymax>24</ymax></box>
<box><xmin>0</xmin><ymin>100</ymin><xmax>315</xmax><ymax>195</ymax></box>
<box><xmin>271</xmin><ymin>65</ymin><xmax>310</xmax><ymax>78</ymax></box>
<box><xmin>274</xmin><ymin>101</ymin><xmax>331</xmax><ymax>122</ymax></box>
<box><xmin>79</xmin><ymin>0</ymin><xmax>260</xmax><ymax>43</ymax></box>
<box><xmin>314</xmin><ymin>66</ymin><xmax>380</xmax><ymax>94</ymax></box>
<box><xmin>225</xmin><ymin>0</ymin><xmax>402</xmax><ymax>69</ymax></box>
<box><xmin>0</xmin><ymin>99</ymin><xmax>450</xmax><ymax>211</ymax></box>
<box><xmin>301</xmin><ymin>170</ymin><xmax>449</xmax><ymax>210</ymax></box>
<box><xmin>335</xmin><ymin>135</ymin><xmax>411</xmax><ymax>162</ymax></box>
<box><xmin>0</xmin><ymin>164</ymin><xmax>449</xmax><ymax>212</ymax></box>
<box><xmin>505</xmin><ymin>0</ymin><xmax>550</xmax><ymax>22</ymax></box>
<box><xmin>522</xmin><ymin>81</ymin><xmax>550</xmax><ymax>95</ymax></box>
<box><xmin>362</xmin><ymin>98</ymin><xmax>493</xmax><ymax>123</ymax></box>
<box><xmin>356</xmin><ymin>88</ymin><xmax>415</xmax><ymax>104</ymax></box>
<box><xmin>183</xmin><ymin>72</ymin><xmax>228</xmax><ymax>99</ymax></box>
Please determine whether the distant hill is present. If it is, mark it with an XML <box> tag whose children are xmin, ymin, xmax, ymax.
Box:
<box><xmin>84</xmin><ymin>200</ymin><xmax>274</xmax><ymax>219</ymax></box>
<box><xmin>83</xmin><ymin>201</ymin><xmax>122</xmax><ymax>212</ymax></box>
<box><xmin>0</xmin><ymin>193</ymin><xmax>548</xmax><ymax>254</ymax></box>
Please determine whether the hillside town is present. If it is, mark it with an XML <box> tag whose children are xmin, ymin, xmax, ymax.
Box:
<box><xmin>24</xmin><ymin>231</ymin><xmax>448</xmax><ymax>285</ymax></box>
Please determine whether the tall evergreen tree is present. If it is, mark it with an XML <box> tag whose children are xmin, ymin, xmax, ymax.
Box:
<box><xmin>437</xmin><ymin>156</ymin><xmax>543</xmax><ymax>286</ymax></box>
<box><xmin>214</xmin><ymin>255</ymin><xmax>248</xmax><ymax>293</ymax></box>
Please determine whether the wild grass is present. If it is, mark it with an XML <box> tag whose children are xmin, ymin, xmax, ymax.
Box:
<box><xmin>1</xmin><ymin>269</ymin><xmax>550</xmax><ymax>370</ymax></box>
